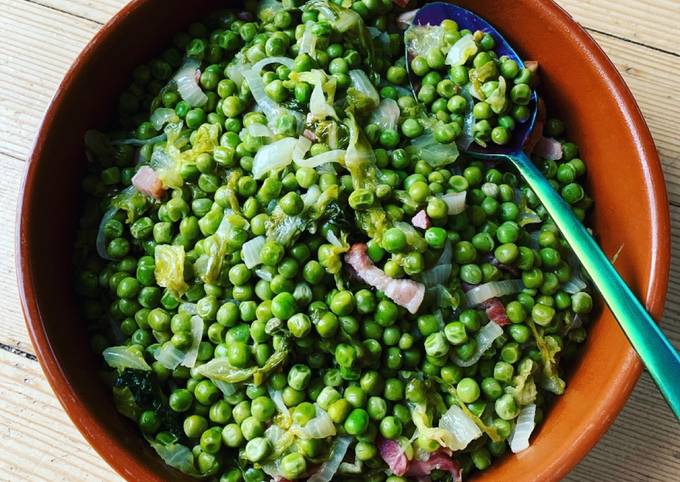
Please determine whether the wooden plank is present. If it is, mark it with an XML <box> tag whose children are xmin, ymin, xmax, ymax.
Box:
<box><xmin>0</xmin><ymin>0</ymin><xmax>101</xmax><ymax>160</ymax></box>
<box><xmin>0</xmin><ymin>348</ymin><xmax>122</xmax><ymax>481</ymax></box>
<box><xmin>557</xmin><ymin>0</ymin><xmax>680</xmax><ymax>55</ymax></box>
<box><xmin>567</xmin><ymin>372</ymin><xmax>680</xmax><ymax>482</ymax></box>
<box><xmin>26</xmin><ymin>0</ymin><xmax>123</xmax><ymax>24</ymax></box>
<box><xmin>0</xmin><ymin>154</ymin><xmax>33</xmax><ymax>354</ymax></box>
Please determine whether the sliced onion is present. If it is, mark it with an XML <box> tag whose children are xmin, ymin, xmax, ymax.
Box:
<box><xmin>174</xmin><ymin>58</ymin><xmax>208</xmax><ymax>107</ymax></box>
<box><xmin>242</xmin><ymin>68</ymin><xmax>280</xmax><ymax>118</ymax></box>
<box><xmin>369</xmin><ymin>98</ymin><xmax>400</xmax><ymax>131</ymax></box>
<box><xmin>246</xmin><ymin>122</ymin><xmax>273</xmax><ymax>138</ymax></box>
<box><xmin>563</xmin><ymin>274</ymin><xmax>587</xmax><ymax>294</ymax></box>
<box><xmin>111</xmin><ymin>133</ymin><xmax>168</xmax><ymax>146</ymax></box>
<box><xmin>225</xmin><ymin>62</ymin><xmax>251</xmax><ymax>86</ymax></box>
<box><xmin>509</xmin><ymin>403</ymin><xmax>537</xmax><ymax>453</ymax></box>
<box><xmin>308</xmin><ymin>436</ymin><xmax>352</xmax><ymax>482</ymax></box>
<box><xmin>326</xmin><ymin>230</ymin><xmax>343</xmax><ymax>248</ymax></box>
<box><xmin>438</xmin><ymin>404</ymin><xmax>483</xmax><ymax>450</ymax></box>
<box><xmin>465</xmin><ymin>279</ymin><xmax>524</xmax><ymax>306</ymax></box>
<box><xmin>292</xmin><ymin>136</ymin><xmax>313</xmax><ymax>162</ymax></box>
<box><xmin>445</xmin><ymin>34</ymin><xmax>478</xmax><ymax>66</ymax></box>
<box><xmin>292</xmin><ymin>405</ymin><xmax>336</xmax><ymax>439</ymax></box>
<box><xmin>155</xmin><ymin>342</ymin><xmax>185</xmax><ymax>370</ymax></box>
<box><xmin>178</xmin><ymin>302</ymin><xmax>197</xmax><ymax>315</ymax></box>
<box><xmin>103</xmin><ymin>346</ymin><xmax>151</xmax><ymax>371</ymax></box>
<box><xmin>452</xmin><ymin>321</ymin><xmax>504</xmax><ymax>368</ymax></box>
<box><xmin>295</xmin><ymin>149</ymin><xmax>346</xmax><ymax>169</ymax></box>
<box><xmin>150</xmin><ymin>108</ymin><xmax>179</xmax><ymax>131</ymax></box>
<box><xmin>181</xmin><ymin>315</ymin><xmax>204</xmax><ymax>368</ymax></box>
<box><xmin>299</xmin><ymin>27</ymin><xmax>317</xmax><ymax>57</ymax></box>
<box><xmin>241</xmin><ymin>236</ymin><xmax>266</xmax><ymax>269</ymax></box>
<box><xmin>252</xmin><ymin>137</ymin><xmax>298</xmax><ymax>179</ymax></box>
<box><xmin>252</xmin><ymin>56</ymin><xmax>295</xmax><ymax>74</ymax></box>
<box><xmin>255</xmin><ymin>267</ymin><xmax>273</xmax><ymax>282</ymax></box>
<box><xmin>213</xmin><ymin>380</ymin><xmax>237</xmax><ymax>398</ymax></box>
<box><xmin>422</xmin><ymin>264</ymin><xmax>452</xmax><ymax>288</ymax></box>
<box><xmin>302</xmin><ymin>185</ymin><xmax>322</xmax><ymax>207</ymax></box>
<box><xmin>268</xmin><ymin>387</ymin><xmax>291</xmax><ymax>421</ymax></box>
<box><xmin>442</xmin><ymin>191</ymin><xmax>466</xmax><ymax>215</ymax></box>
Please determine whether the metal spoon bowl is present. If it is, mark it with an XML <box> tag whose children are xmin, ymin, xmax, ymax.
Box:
<box><xmin>407</xmin><ymin>2</ymin><xmax>680</xmax><ymax>417</ymax></box>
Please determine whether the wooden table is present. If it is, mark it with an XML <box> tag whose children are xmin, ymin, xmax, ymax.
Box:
<box><xmin>0</xmin><ymin>0</ymin><xmax>678</xmax><ymax>480</ymax></box>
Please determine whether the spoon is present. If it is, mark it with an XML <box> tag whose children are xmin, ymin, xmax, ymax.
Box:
<box><xmin>408</xmin><ymin>2</ymin><xmax>680</xmax><ymax>418</ymax></box>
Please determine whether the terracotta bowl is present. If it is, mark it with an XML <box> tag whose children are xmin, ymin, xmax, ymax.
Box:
<box><xmin>18</xmin><ymin>0</ymin><xmax>669</xmax><ymax>481</ymax></box>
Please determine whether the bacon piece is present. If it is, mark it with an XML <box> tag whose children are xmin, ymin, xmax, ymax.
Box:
<box><xmin>533</xmin><ymin>136</ymin><xmax>563</xmax><ymax>161</ymax></box>
<box><xmin>406</xmin><ymin>451</ymin><xmax>462</xmax><ymax>482</ymax></box>
<box><xmin>377</xmin><ymin>439</ymin><xmax>409</xmax><ymax>476</ymax></box>
<box><xmin>524</xmin><ymin>60</ymin><xmax>539</xmax><ymax>74</ymax></box>
<box><xmin>411</xmin><ymin>210</ymin><xmax>431</xmax><ymax>230</ymax></box>
<box><xmin>392</xmin><ymin>0</ymin><xmax>411</xmax><ymax>8</ymax></box>
<box><xmin>480</xmin><ymin>297</ymin><xmax>511</xmax><ymax>326</ymax></box>
<box><xmin>345</xmin><ymin>243</ymin><xmax>425</xmax><ymax>314</ymax></box>
<box><xmin>303</xmin><ymin>129</ymin><xmax>318</xmax><ymax>142</ymax></box>
<box><xmin>132</xmin><ymin>166</ymin><xmax>165</xmax><ymax>200</ymax></box>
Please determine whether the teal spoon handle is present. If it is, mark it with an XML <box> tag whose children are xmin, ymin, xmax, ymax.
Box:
<box><xmin>510</xmin><ymin>151</ymin><xmax>680</xmax><ymax>418</ymax></box>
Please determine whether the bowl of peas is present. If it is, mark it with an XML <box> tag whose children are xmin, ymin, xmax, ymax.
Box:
<box><xmin>18</xmin><ymin>0</ymin><xmax>669</xmax><ymax>481</ymax></box>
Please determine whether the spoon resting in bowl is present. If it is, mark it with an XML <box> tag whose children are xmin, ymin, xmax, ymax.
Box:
<box><xmin>407</xmin><ymin>1</ymin><xmax>680</xmax><ymax>418</ymax></box>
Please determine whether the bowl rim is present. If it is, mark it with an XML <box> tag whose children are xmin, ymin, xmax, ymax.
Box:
<box><xmin>16</xmin><ymin>0</ymin><xmax>671</xmax><ymax>481</ymax></box>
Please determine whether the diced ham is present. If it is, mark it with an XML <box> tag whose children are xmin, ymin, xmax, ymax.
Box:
<box><xmin>393</xmin><ymin>0</ymin><xmax>411</xmax><ymax>8</ymax></box>
<box><xmin>480</xmin><ymin>297</ymin><xmax>511</xmax><ymax>326</ymax></box>
<box><xmin>345</xmin><ymin>243</ymin><xmax>425</xmax><ymax>314</ymax></box>
<box><xmin>132</xmin><ymin>166</ymin><xmax>165</xmax><ymax>200</ymax></box>
<box><xmin>524</xmin><ymin>60</ymin><xmax>539</xmax><ymax>74</ymax></box>
<box><xmin>411</xmin><ymin>210</ymin><xmax>431</xmax><ymax>230</ymax></box>
<box><xmin>377</xmin><ymin>439</ymin><xmax>409</xmax><ymax>476</ymax></box>
<box><xmin>303</xmin><ymin>129</ymin><xmax>318</xmax><ymax>141</ymax></box>
<box><xmin>406</xmin><ymin>450</ymin><xmax>462</xmax><ymax>482</ymax></box>
<box><xmin>533</xmin><ymin>136</ymin><xmax>563</xmax><ymax>161</ymax></box>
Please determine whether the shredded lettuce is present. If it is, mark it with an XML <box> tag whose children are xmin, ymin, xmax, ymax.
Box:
<box><xmin>291</xmin><ymin>70</ymin><xmax>338</xmax><ymax>121</ymax></box>
<box><xmin>369</xmin><ymin>98</ymin><xmax>400</xmax><ymax>132</ymax></box>
<box><xmin>112</xmin><ymin>386</ymin><xmax>142</xmax><ymax>420</ymax></box>
<box><xmin>347</xmin><ymin>69</ymin><xmax>380</xmax><ymax>112</ymax></box>
<box><xmin>195</xmin><ymin>344</ymin><xmax>289</xmax><ymax>385</ymax></box>
<box><xmin>154</xmin><ymin>244</ymin><xmax>189</xmax><ymax>297</ymax></box>
<box><xmin>318</xmin><ymin>231</ymin><xmax>350</xmax><ymax>275</ymax></box>
<box><xmin>406</xmin><ymin>133</ymin><xmax>460</xmax><ymax>167</ymax></box>
<box><xmin>529</xmin><ymin>321</ymin><xmax>566</xmax><ymax>395</ymax></box>
<box><xmin>345</xmin><ymin>111</ymin><xmax>389</xmax><ymax>241</ymax></box>
<box><xmin>307</xmin><ymin>0</ymin><xmax>376</xmax><ymax>79</ymax></box>
<box><xmin>148</xmin><ymin>439</ymin><xmax>202</xmax><ymax>477</ymax></box>
<box><xmin>266</xmin><ymin>185</ymin><xmax>340</xmax><ymax>247</ymax></box>
<box><xmin>405</xmin><ymin>25</ymin><xmax>444</xmax><ymax>56</ymax></box>
<box><xmin>506</xmin><ymin>359</ymin><xmax>538</xmax><ymax>405</ymax></box>
<box><xmin>194</xmin><ymin>210</ymin><xmax>247</xmax><ymax>283</ymax></box>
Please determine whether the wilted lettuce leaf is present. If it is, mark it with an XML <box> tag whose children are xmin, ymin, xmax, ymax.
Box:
<box><xmin>529</xmin><ymin>321</ymin><xmax>566</xmax><ymax>395</ymax></box>
<box><xmin>110</xmin><ymin>186</ymin><xmax>150</xmax><ymax>224</ymax></box>
<box><xmin>154</xmin><ymin>244</ymin><xmax>189</xmax><ymax>297</ymax></box>
<box><xmin>195</xmin><ymin>344</ymin><xmax>289</xmax><ymax>386</ymax></box>
<box><xmin>345</xmin><ymin>111</ymin><xmax>389</xmax><ymax>241</ymax></box>
<box><xmin>103</xmin><ymin>346</ymin><xmax>152</xmax><ymax>371</ymax></box>
<box><xmin>148</xmin><ymin>439</ymin><xmax>203</xmax><ymax>477</ymax></box>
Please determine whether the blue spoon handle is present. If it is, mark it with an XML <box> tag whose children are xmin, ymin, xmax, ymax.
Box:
<box><xmin>509</xmin><ymin>150</ymin><xmax>680</xmax><ymax>418</ymax></box>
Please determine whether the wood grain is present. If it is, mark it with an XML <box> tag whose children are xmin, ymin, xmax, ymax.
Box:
<box><xmin>558</xmin><ymin>0</ymin><xmax>680</xmax><ymax>55</ymax></box>
<box><xmin>0</xmin><ymin>0</ymin><xmax>679</xmax><ymax>481</ymax></box>
<box><xmin>0</xmin><ymin>348</ymin><xmax>123</xmax><ymax>482</ymax></box>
